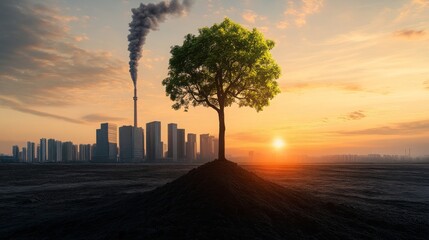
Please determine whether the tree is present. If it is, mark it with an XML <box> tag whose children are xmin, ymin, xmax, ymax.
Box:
<box><xmin>163</xmin><ymin>18</ymin><xmax>281</xmax><ymax>161</ymax></box>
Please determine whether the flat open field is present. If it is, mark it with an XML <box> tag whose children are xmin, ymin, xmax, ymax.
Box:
<box><xmin>1</xmin><ymin>163</ymin><xmax>428</xmax><ymax>239</ymax></box>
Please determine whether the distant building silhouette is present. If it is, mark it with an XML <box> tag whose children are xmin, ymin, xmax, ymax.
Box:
<box><xmin>200</xmin><ymin>134</ymin><xmax>211</xmax><ymax>162</ymax></box>
<box><xmin>36</xmin><ymin>144</ymin><xmax>40</xmax><ymax>162</ymax></box>
<box><xmin>119</xmin><ymin>126</ymin><xmax>144</xmax><ymax>162</ymax></box>
<box><xmin>39</xmin><ymin>138</ymin><xmax>47</xmax><ymax>162</ymax></box>
<box><xmin>146</xmin><ymin>121</ymin><xmax>163</xmax><ymax>161</ymax></box>
<box><xmin>72</xmin><ymin>144</ymin><xmax>78</xmax><ymax>161</ymax></box>
<box><xmin>177</xmin><ymin>128</ymin><xmax>186</xmax><ymax>161</ymax></box>
<box><xmin>55</xmin><ymin>141</ymin><xmax>62</xmax><ymax>162</ymax></box>
<box><xmin>168</xmin><ymin>123</ymin><xmax>178</xmax><ymax>161</ymax></box>
<box><xmin>12</xmin><ymin>145</ymin><xmax>19</xmax><ymax>161</ymax></box>
<box><xmin>186</xmin><ymin>133</ymin><xmax>197</xmax><ymax>161</ymax></box>
<box><xmin>48</xmin><ymin>139</ymin><xmax>56</xmax><ymax>162</ymax></box>
<box><xmin>21</xmin><ymin>147</ymin><xmax>27</xmax><ymax>162</ymax></box>
<box><xmin>62</xmin><ymin>141</ymin><xmax>73</xmax><ymax>162</ymax></box>
<box><xmin>200</xmin><ymin>134</ymin><xmax>218</xmax><ymax>161</ymax></box>
<box><xmin>94</xmin><ymin>123</ymin><xmax>118</xmax><ymax>162</ymax></box>
<box><xmin>27</xmin><ymin>142</ymin><xmax>35</xmax><ymax>162</ymax></box>
<box><xmin>90</xmin><ymin>144</ymin><xmax>96</xmax><ymax>161</ymax></box>
<box><xmin>79</xmin><ymin>144</ymin><xmax>91</xmax><ymax>161</ymax></box>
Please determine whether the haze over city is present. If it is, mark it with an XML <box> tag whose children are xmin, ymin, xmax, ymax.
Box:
<box><xmin>1</xmin><ymin>0</ymin><xmax>429</xmax><ymax>158</ymax></box>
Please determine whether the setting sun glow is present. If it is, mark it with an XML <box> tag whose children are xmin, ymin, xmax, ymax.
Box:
<box><xmin>273</xmin><ymin>138</ymin><xmax>285</xmax><ymax>150</ymax></box>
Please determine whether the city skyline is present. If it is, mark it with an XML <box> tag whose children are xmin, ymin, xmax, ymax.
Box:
<box><xmin>3</xmin><ymin>120</ymin><xmax>223</xmax><ymax>163</ymax></box>
<box><xmin>1</xmin><ymin>0</ymin><xmax>429</xmax><ymax>158</ymax></box>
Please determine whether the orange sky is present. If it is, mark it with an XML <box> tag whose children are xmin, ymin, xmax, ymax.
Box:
<box><xmin>1</xmin><ymin>0</ymin><xmax>429</xmax><ymax>159</ymax></box>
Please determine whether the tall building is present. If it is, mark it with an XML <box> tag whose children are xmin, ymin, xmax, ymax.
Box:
<box><xmin>22</xmin><ymin>147</ymin><xmax>27</xmax><ymax>162</ymax></box>
<box><xmin>146</xmin><ymin>121</ymin><xmax>163</xmax><ymax>161</ymax></box>
<box><xmin>55</xmin><ymin>141</ymin><xmax>62</xmax><ymax>162</ymax></box>
<box><xmin>36</xmin><ymin>144</ymin><xmax>40</xmax><ymax>162</ymax></box>
<box><xmin>72</xmin><ymin>144</ymin><xmax>78</xmax><ymax>161</ymax></box>
<box><xmin>62</xmin><ymin>141</ymin><xmax>73</xmax><ymax>162</ymax></box>
<box><xmin>186</xmin><ymin>133</ymin><xmax>197</xmax><ymax>161</ymax></box>
<box><xmin>95</xmin><ymin>123</ymin><xmax>118</xmax><ymax>162</ymax></box>
<box><xmin>27</xmin><ymin>142</ymin><xmax>35</xmax><ymax>163</ymax></box>
<box><xmin>119</xmin><ymin>126</ymin><xmax>144</xmax><ymax>162</ymax></box>
<box><xmin>39</xmin><ymin>138</ymin><xmax>47</xmax><ymax>162</ymax></box>
<box><xmin>168</xmin><ymin>123</ymin><xmax>178</xmax><ymax>161</ymax></box>
<box><xmin>177</xmin><ymin>129</ymin><xmax>186</xmax><ymax>161</ymax></box>
<box><xmin>200</xmin><ymin>134</ymin><xmax>218</xmax><ymax>161</ymax></box>
<box><xmin>79</xmin><ymin>144</ymin><xmax>91</xmax><ymax>161</ymax></box>
<box><xmin>48</xmin><ymin>139</ymin><xmax>56</xmax><ymax>162</ymax></box>
<box><xmin>12</xmin><ymin>145</ymin><xmax>19</xmax><ymax>161</ymax></box>
<box><xmin>91</xmin><ymin>144</ymin><xmax>96</xmax><ymax>161</ymax></box>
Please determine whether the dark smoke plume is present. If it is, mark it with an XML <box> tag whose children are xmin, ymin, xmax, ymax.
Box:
<box><xmin>128</xmin><ymin>0</ymin><xmax>193</xmax><ymax>86</ymax></box>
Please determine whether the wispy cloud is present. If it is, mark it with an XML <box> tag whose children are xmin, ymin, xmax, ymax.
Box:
<box><xmin>424</xmin><ymin>80</ymin><xmax>429</xmax><ymax>89</ymax></box>
<box><xmin>339</xmin><ymin>119</ymin><xmax>429</xmax><ymax>135</ymax></box>
<box><xmin>81</xmin><ymin>114</ymin><xmax>126</xmax><ymax>123</ymax></box>
<box><xmin>241</xmin><ymin>10</ymin><xmax>258</xmax><ymax>23</ymax></box>
<box><xmin>282</xmin><ymin>81</ymin><xmax>385</xmax><ymax>94</ymax></box>
<box><xmin>396</xmin><ymin>0</ymin><xmax>429</xmax><ymax>22</ymax></box>
<box><xmin>0</xmin><ymin>0</ymin><xmax>126</xmax><ymax>108</ymax></box>
<box><xmin>393</xmin><ymin>29</ymin><xmax>427</xmax><ymax>40</ymax></box>
<box><xmin>340</xmin><ymin>110</ymin><xmax>366</xmax><ymax>121</ymax></box>
<box><xmin>277</xmin><ymin>0</ymin><xmax>324</xmax><ymax>28</ymax></box>
<box><xmin>0</xmin><ymin>97</ymin><xmax>84</xmax><ymax>124</ymax></box>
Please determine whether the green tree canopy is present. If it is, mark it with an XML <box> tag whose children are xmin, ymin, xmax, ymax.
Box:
<box><xmin>163</xmin><ymin>18</ymin><xmax>281</xmax><ymax>160</ymax></box>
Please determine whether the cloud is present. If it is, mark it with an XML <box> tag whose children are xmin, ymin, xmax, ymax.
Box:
<box><xmin>81</xmin><ymin>114</ymin><xmax>126</xmax><ymax>123</ymax></box>
<box><xmin>74</xmin><ymin>35</ymin><xmax>89</xmax><ymax>42</ymax></box>
<box><xmin>282</xmin><ymin>81</ymin><xmax>375</xmax><ymax>93</ymax></box>
<box><xmin>242</xmin><ymin>10</ymin><xmax>258</xmax><ymax>23</ymax></box>
<box><xmin>397</xmin><ymin>0</ymin><xmax>429</xmax><ymax>22</ymax></box>
<box><xmin>424</xmin><ymin>80</ymin><xmax>429</xmax><ymax>89</ymax></box>
<box><xmin>228</xmin><ymin>131</ymin><xmax>272</xmax><ymax>147</ymax></box>
<box><xmin>340</xmin><ymin>111</ymin><xmax>366</xmax><ymax>121</ymax></box>
<box><xmin>339</xmin><ymin>119</ymin><xmax>429</xmax><ymax>135</ymax></box>
<box><xmin>412</xmin><ymin>0</ymin><xmax>429</xmax><ymax>8</ymax></box>
<box><xmin>0</xmin><ymin>96</ymin><xmax>127</xmax><ymax>124</ymax></box>
<box><xmin>393</xmin><ymin>29</ymin><xmax>427</xmax><ymax>40</ymax></box>
<box><xmin>0</xmin><ymin>0</ymin><xmax>126</xmax><ymax>108</ymax></box>
<box><xmin>0</xmin><ymin>97</ymin><xmax>84</xmax><ymax>124</ymax></box>
<box><xmin>278</xmin><ymin>0</ymin><xmax>324</xmax><ymax>28</ymax></box>
<box><xmin>276</xmin><ymin>21</ymin><xmax>289</xmax><ymax>29</ymax></box>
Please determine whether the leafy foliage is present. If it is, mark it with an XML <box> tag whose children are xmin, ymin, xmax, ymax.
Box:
<box><xmin>163</xmin><ymin>18</ymin><xmax>281</xmax><ymax>113</ymax></box>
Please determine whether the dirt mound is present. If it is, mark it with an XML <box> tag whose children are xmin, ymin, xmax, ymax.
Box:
<box><xmin>6</xmin><ymin>160</ymin><xmax>426</xmax><ymax>239</ymax></box>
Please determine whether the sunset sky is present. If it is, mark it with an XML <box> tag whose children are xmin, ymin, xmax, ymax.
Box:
<box><xmin>1</xmin><ymin>0</ymin><xmax>429</xmax><ymax>159</ymax></box>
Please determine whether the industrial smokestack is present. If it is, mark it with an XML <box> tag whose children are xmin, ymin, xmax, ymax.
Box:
<box><xmin>127</xmin><ymin>0</ymin><xmax>193</xmax><ymax>127</ymax></box>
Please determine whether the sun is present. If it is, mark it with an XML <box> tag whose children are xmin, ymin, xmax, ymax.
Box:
<box><xmin>272</xmin><ymin>138</ymin><xmax>286</xmax><ymax>150</ymax></box>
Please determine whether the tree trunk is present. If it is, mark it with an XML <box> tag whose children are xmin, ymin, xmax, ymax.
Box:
<box><xmin>217</xmin><ymin>108</ymin><xmax>226</xmax><ymax>160</ymax></box>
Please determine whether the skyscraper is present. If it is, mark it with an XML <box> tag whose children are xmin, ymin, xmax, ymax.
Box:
<box><xmin>95</xmin><ymin>123</ymin><xmax>118</xmax><ymax>162</ymax></box>
<box><xmin>146</xmin><ymin>121</ymin><xmax>163</xmax><ymax>161</ymax></box>
<box><xmin>39</xmin><ymin>138</ymin><xmax>47</xmax><ymax>162</ymax></box>
<box><xmin>200</xmin><ymin>134</ymin><xmax>218</xmax><ymax>162</ymax></box>
<box><xmin>48</xmin><ymin>139</ymin><xmax>56</xmax><ymax>162</ymax></box>
<box><xmin>12</xmin><ymin>145</ymin><xmax>19</xmax><ymax>161</ymax></box>
<box><xmin>72</xmin><ymin>144</ymin><xmax>78</xmax><ymax>161</ymax></box>
<box><xmin>79</xmin><ymin>144</ymin><xmax>91</xmax><ymax>161</ymax></box>
<box><xmin>62</xmin><ymin>141</ymin><xmax>73</xmax><ymax>162</ymax></box>
<box><xmin>186</xmin><ymin>133</ymin><xmax>197</xmax><ymax>161</ymax></box>
<box><xmin>91</xmin><ymin>144</ymin><xmax>96</xmax><ymax>161</ymax></box>
<box><xmin>36</xmin><ymin>144</ymin><xmax>40</xmax><ymax>162</ymax></box>
<box><xmin>27</xmin><ymin>141</ymin><xmax>35</xmax><ymax>163</ymax></box>
<box><xmin>177</xmin><ymin>128</ymin><xmax>186</xmax><ymax>161</ymax></box>
<box><xmin>22</xmin><ymin>147</ymin><xmax>27</xmax><ymax>162</ymax></box>
<box><xmin>55</xmin><ymin>140</ymin><xmax>62</xmax><ymax>162</ymax></box>
<box><xmin>119</xmin><ymin>126</ymin><xmax>144</xmax><ymax>162</ymax></box>
<box><xmin>168</xmin><ymin>123</ymin><xmax>178</xmax><ymax>161</ymax></box>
